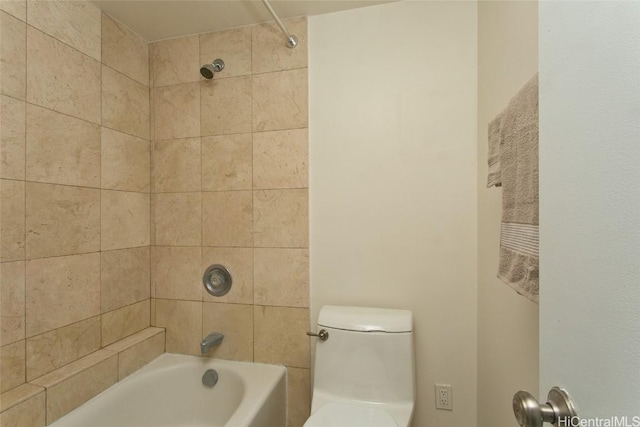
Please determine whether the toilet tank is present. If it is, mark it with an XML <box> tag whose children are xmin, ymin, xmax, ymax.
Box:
<box><xmin>312</xmin><ymin>306</ymin><xmax>415</xmax><ymax>406</ymax></box>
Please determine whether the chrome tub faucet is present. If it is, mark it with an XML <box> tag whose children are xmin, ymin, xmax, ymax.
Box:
<box><xmin>201</xmin><ymin>332</ymin><xmax>224</xmax><ymax>354</ymax></box>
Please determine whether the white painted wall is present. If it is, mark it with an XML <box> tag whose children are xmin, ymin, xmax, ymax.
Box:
<box><xmin>477</xmin><ymin>2</ymin><xmax>539</xmax><ymax>426</ymax></box>
<box><xmin>309</xmin><ymin>2</ymin><xmax>477</xmax><ymax>426</ymax></box>
<box><xmin>539</xmin><ymin>0</ymin><xmax>640</xmax><ymax>417</ymax></box>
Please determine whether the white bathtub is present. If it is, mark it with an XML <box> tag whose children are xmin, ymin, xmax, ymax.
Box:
<box><xmin>49</xmin><ymin>353</ymin><xmax>287</xmax><ymax>427</ymax></box>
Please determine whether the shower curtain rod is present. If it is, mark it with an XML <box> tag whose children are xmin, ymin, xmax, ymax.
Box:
<box><xmin>261</xmin><ymin>0</ymin><xmax>298</xmax><ymax>48</ymax></box>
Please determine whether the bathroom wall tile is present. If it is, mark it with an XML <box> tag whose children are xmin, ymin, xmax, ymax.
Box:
<box><xmin>202</xmin><ymin>191</ymin><xmax>252</xmax><ymax>247</ymax></box>
<box><xmin>154</xmin><ymin>299</ymin><xmax>202</xmax><ymax>356</ymax></box>
<box><xmin>0</xmin><ymin>0</ymin><xmax>26</xmax><ymax>22</ymax></box>
<box><xmin>26</xmin><ymin>27</ymin><xmax>101</xmax><ymax>124</ymax></box>
<box><xmin>253</xmin><ymin>189</ymin><xmax>308</xmax><ymax>248</ymax></box>
<box><xmin>0</xmin><ymin>340</ymin><xmax>25</xmax><ymax>392</ymax></box>
<box><xmin>102</xmin><ymin>65</ymin><xmax>150</xmax><ymax>139</ymax></box>
<box><xmin>153</xmin><ymin>83</ymin><xmax>200</xmax><ymax>140</ymax></box>
<box><xmin>101</xmin><ymin>247</ymin><xmax>150</xmax><ymax>313</ymax></box>
<box><xmin>103</xmin><ymin>327</ymin><xmax>163</xmax><ymax>353</ymax></box>
<box><xmin>27</xmin><ymin>0</ymin><xmax>101</xmax><ymax>61</ymax></box>
<box><xmin>253</xmin><ymin>129</ymin><xmax>308</xmax><ymax>189</ymax></box>
<box><xmin>201</xmin><ymin>76</ymin><xmax>252</xmax><ymax>136</ymax></box>
<box><xmin>101</xmin><ymin>127</ymin><xmax>151</xmax><ymax>192</ymax></box>
<box><xmin>154</xmin><ymin>138</ymin><xmax>201</xmax><ymax>192</ymax></box>
<box><xmin>287</xmin><ymin>367</ymin><xmax>311</xmax><ymax>427</ymax></box>
<box><xmin>102</xmin><ymin>13</ymin><xmax>149</xmax><ymax>86</ymax></box>
<box><xmin>154</xmin><ymin>192</ymin><xmax>201</xmax><ymax>246</ymax></box>
<box><xmin>1</xmin><ymin>179</ymin><xmax>25</xmax><ymax>262</ymax></box>
<box><xmin>254</xmin><ymin>306</ymin><xmax>309</xmax><ymax>368</ymax></box>
<box><xmin>25</xmin><ymin>183</ymin><xmax>100</xmax><ymax>259</ymax></box>
<box><xmin>101</xmin><ymin>300</ymin><xmax>150</xmax><ymax>346</ymax></box>
<box><xmin>150</xmin><ymin>35</ymin><xmax>199</xmax><ymax>87</ymax></box>
<box><xmin>26</xmin><ymin>253</ymin><xmax>101</xmax><ymax>337</ymax></box>
<box><xmin>202</xmin><ymin>133</ymin><xmax>252</xmax><ymax>191</ymax></box>
<box><xmin>26</xmin><ymin>316</ymin><xmax>101</xmax><ymax>381</ymax></box>
<box><xmin>101</xmin><ymin>190</ymin><xmax>150</xmax><ymax>251</ymax></box>
<box><xmin>0</xmin><ymin>388</ymin><xmax>45</xmax><ymax>427</ymax></box>
<box><xmin>252</xmin><ymin>69</ymin><xmax>308</xmax><ymax>132</ymax></box>
<box><xmin>152</xmin><ymin>246</ymin><xmax>201</xmax><ymax>301</ymax></box>
<box><xmin>37</xmin><ymin>352</ymin><xmax>118</xmax><ymax>424</ymax></box>
<box><xmin>1</xmin><ymin>95</ymin><xmax>25</xmax><ymax>179</ymax></box>
<box><xmin>26</xmin><ymin>104</ymin><xmax>101</xmax><ymax>187</ymax></box>
<box><xmin>202</xmin><ymin>247</ymin><xmax>253</xmax><ymax>304</ymax></box>
<box><xmin>0</xmin><ymin>383</ymin><xmax>41</xmax><ymax>412</ymax></box>
<box><xmin>200</xmin><ymin>26</ymin><xmax>251</xmax><ymax>79</ymax></box>
<box><xmin>1</xmin><ymin>261</ymin><xmax>25</xmax><ymax>345</ymax></box>
<box><xmin>254</xmin><ymin>248</ymin><xmax>308</xmax><ymax>307</ymax></box>
<box><xmin>116</xmin><ymin>330</ymin><xmax>164</xmax><ymax>380</ymax></box>
<box><xmin>0</xmin><ymin>11</ymin><xmax>25</xmax><ymax>99</ymax></box>
<box><xmin>252</xmin><ymin>17</ymin><xmax>308</xmax><ymax>74</ymax></box>
<box><xmin>202</xmin><ymin>302</ymin><xmax>253</xmax><ymax>362</ymax></box>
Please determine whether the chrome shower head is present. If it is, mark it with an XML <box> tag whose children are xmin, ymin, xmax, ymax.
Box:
<box><xmin>200</xmin><ymin>58</ymin><xmax>225</xmax><ymax>79</ymax></box>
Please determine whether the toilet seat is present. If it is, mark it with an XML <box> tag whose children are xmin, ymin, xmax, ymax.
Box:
<box><xmin>303</xmin><ymin>402</ymin><xmax>398</xmax><ymax>427</ymax></box>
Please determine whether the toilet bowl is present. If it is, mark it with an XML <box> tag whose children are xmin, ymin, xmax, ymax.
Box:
<box><xmin>303</xmin><ymin>306</ymin><xmax>415</xmax><ymax>427</ymax></box>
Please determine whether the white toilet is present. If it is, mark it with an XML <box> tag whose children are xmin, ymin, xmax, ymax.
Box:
<box><xmin>303</xmin><ymin>305</ymin><xmax>415</xmax><ymax>427</ymax></box>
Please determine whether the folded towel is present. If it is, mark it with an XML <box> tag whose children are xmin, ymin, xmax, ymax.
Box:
<box><xmin>487</xmin><ymin>112</ymin><xmax>503</xmax><ymax>187</ymax></box>
<box><xmin>497</xmin><ymin>74</ymin><xmax>539</xmax><ymax>303</ymax></box>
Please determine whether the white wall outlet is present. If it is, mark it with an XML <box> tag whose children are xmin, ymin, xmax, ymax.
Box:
<box><xmin>435</xmin><ymin>384</ymin><xmax>453</xmax><ymax>410</ymax></box>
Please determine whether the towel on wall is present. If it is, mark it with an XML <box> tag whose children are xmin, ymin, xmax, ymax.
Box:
<box><xmin>488</xmin><ymin>74</ymin><xmax>539</xmax><ymax>304</ymax></box>
<box><xmin>487</xmin><ymin>112</ymin><xmax>503</xmax><ymax>187</ymax></box>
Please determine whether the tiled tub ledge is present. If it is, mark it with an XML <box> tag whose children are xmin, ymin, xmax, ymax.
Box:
<box><xmin>0</xmin><ymin>327</ymin><xmax>165</xmax><ymax>426</ymax></box>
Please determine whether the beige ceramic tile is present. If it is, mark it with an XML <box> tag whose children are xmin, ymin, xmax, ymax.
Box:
<box><xmin>25</xmin><ymin>253</ymin><xmax>100</xmax><ymax>337</ymax></box>
<box><xmin>41</xmin><ymin>353</ymin><xmax>118</xmax><ymax>424</ymax></box>
<box><xmin>1</xmin><ymin>261</ymin><xmax>25</xmax><ymax>345</ymax></box>
<box><xmin>150</xmin><ymin>35</ymin><xmax>199</xmax><ymax>87</ymax></box>
<box><xmin>154</xmin><ymin>299</ymin><xmax>202</xmax><ymax>355</ymax></box>
<box><xmin>102</xmin><ymin>13</ymin><xmax>149</xmax><ymax>86</ymax></box>
<box><xmin>253</xmin><ymin>189</ymin><xmax>308</xmax><ymax>248</ymax></box>
<box><xmin>253</xmin><ymin>129</ymin><xmax>308</xmax><ymax>189</ymax></box>
<box><xmin>25</xmin><ymin>183</ymin><xmax>99</xmax><ymax>259</ymax></box>
<box><xmin>252</xmin><ymin>69</ymin><xmax>308</xmax><ymax>132</ymax></box>
<box><xmin>26</xmin><ymin>316</ymin><xmax>101</xmax><ymax>381</ymax></box>
<box><xmin>27</xmin><ymin>0</ymin><xmax>101</xmax><ymax>61</ymax></box>
<box><xmin>254</xmin><ymin>306</ymin><xmax>309</xmax><ymax>368</ymax></box>
<box><xmin>0</xmin><ymin>389</ymin><xmax>45</xmax><ymax>427</ymax></box>
<box><xmin>26</xmin><ymin>27</ymin><xmax>101</xmax><ymax>124</ymax></box>
<box><xmin>1</xmin><ymin>179</ymin><xmax>25</xmax><ymax>262</ymax></box>
<box><xmin>202</xmin><ymin>133</ymin><xmax>252</xmax><ymax>191</ymax></box>
<box><xmin>202</xmin><ymin>191</ymin><xmax>252</xmax><ymax>247</ymax></box>
<box><xmin>0</xmin><ymin>95</ymin><xmax>25</xmax><ymax>179</ymax></box>
<box><xmin>26</xmin><ymin>104</ymin><xmax>101</xmax><ymax>187</ymax></box>
<box><xmin>150</xmin><ymin>298</ymin><xmax>156</xmax><ymax>324</ymax></box>
<box><xmin>202</xmin><ymin>302</ymin><xmax>253</xmax><ymax>362</ymax></box>
<box><xmin>102</xmin><ymin>65</ymin><xmax>150</xmax><ymax>139</ymax></box>
<box><xmin>154</xmin><ymin>192</ymin><xmax>201</xmax><ymax>246</ymax></box>
<box><xmin>254</xmin><ymin>248</ymin><xmax>308</xmax><ymax>307</ymax></box>
<box><xmin>0</xmin><ymin>0</ymin><xmax>26</xmax><ymax>21</ymax></box>
<box><xmin>101</xmin><ymin>300</ymin><xmax>150</xmax><ymax>346</ymax></box>
<box><xmin>101</xmin><ymin>127</ymin><xmax>150</xmax><ymax>192</ymax></box>
<box><xmin>200</xmin><ymin>26</ymin><xmax>251</xmax><ymax>79</ymax></box>
<box><xmin>101</xmin><ymin>190</ymin><xmax>150</xmax><ymax>251</ymax></box>
<box><xmin>153</xmin><ymin>83</ymin><xmax>200</xmax><ymax>140</ymax></box>
<box><xmin>116</xmin><ymin>331</ymin><xmax>164</xmax><ymax>380</ymax></box>
<box><xmin>252</xmin><ymin>17</ymin><xmax>308</xmax><ymax>74</ymax></box>
<box><xmin>152</xmin><ymin>246</ymin><xmax>201</xmax><ymax>301</ymax></box>
<box><xmin>103</xmin><ymin>327</ymin><xmax>164</xmax><ymax>353</ymax></box>
<box><xmin>0</xmin><ymin>383</ymin><xmax>42</xmax><ymax>412</ymax></box>
<box><xmin>101</xmin><ymin>247</ymin><xmax>150</xmax><ymax>313</ymax></box>
<box><xmin>0</xmin><ymin>11</ymin><xmax>25</xmax><ymax>99</ymax></box>
<box><xmin>287</xmin><ymin>367</ymin><xmax>311</xmax><ymax>427</ymax></box>
<box><xmin>154</xmin><ymin>138</ymin><xmax>201</xmax><ymax>192</ymax></box>
<box><xmin>201</xmin><ymin>76</ymin><xmax>252</xmax><ymax>136</ymax></box>
<box><xmin>202</xmin><ymin>247</ymin><xmax>253</xmax><ymax>304</ymax></box>
<box><xmin>1</xmin><ymin>340</ymin><xmax>25</xmax><ymax>392</ymax></box>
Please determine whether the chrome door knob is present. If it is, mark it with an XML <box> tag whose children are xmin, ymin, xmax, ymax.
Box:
<box><xmin>306</xmin><ymin>329</ymin><xmax>329</xmax><ymax>341</ymax></box>
<box><xmin>513</xmin><ymin>387</ymin><xmax>578</xmax><ymax>427</ymax></box>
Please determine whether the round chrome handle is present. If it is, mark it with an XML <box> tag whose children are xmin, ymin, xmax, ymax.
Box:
<box><xmin>306</xmin><ymin>329</ymin><xmax>329</xmax><ymax>341</ymax></box>
<box><xmin>513</xmin><ymin>387</ymin><xmax>578</xmax><ymax>427</ymax></box>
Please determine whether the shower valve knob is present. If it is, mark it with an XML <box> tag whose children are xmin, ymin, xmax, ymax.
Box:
<box><xmin>306</xmin><ymin>329</ymin><xmax>329</xmax><ymax>341</ymax></box>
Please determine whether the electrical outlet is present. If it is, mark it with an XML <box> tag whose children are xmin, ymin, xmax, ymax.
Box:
<box><xmin>435</xmin><ymin>384</ymin><xmax>453</xmax><ymax>410</ymax></box>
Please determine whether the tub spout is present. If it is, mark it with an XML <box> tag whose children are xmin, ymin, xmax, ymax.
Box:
<box><xmin>201</xmin><ymin>332</ymin><xmax>224</xmax><ymax>354</ymax></box>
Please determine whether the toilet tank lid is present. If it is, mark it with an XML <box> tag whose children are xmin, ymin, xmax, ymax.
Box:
<box><xmin>318</xmin><ymin>306</ymin><xmax>413</xmax><ymax>333</ymax></box>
